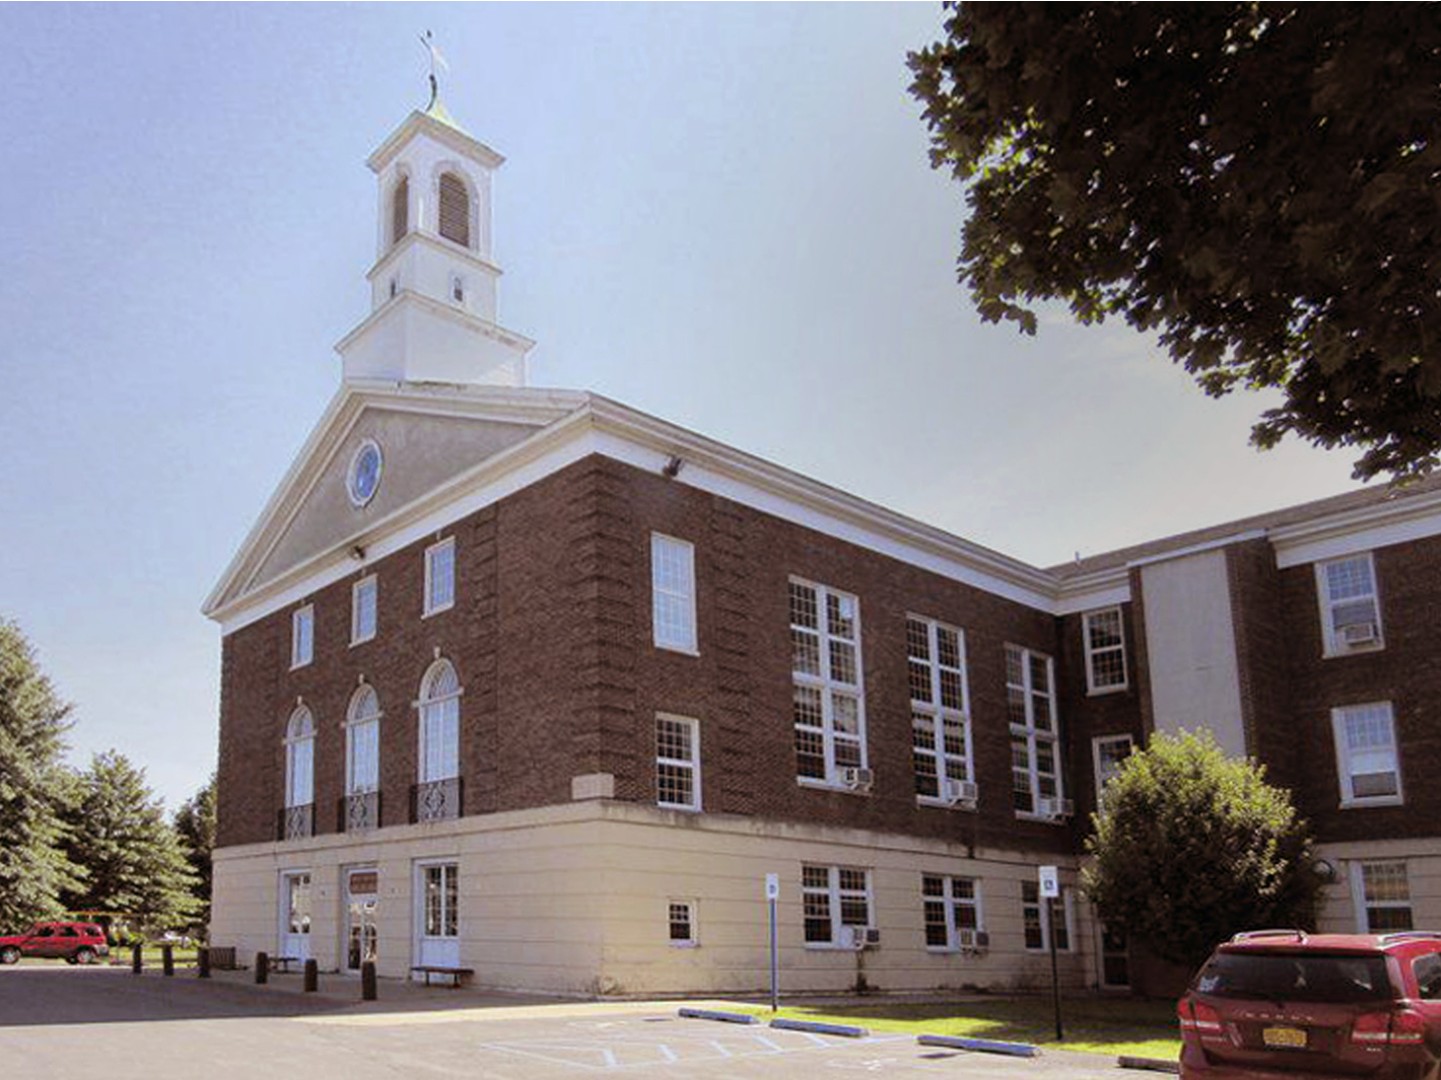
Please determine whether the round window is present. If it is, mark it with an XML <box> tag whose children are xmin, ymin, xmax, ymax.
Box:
<box><xmin>347</xmin><ymin>439</ymin><xmax>383</xmax><ymax>508</ymax></box>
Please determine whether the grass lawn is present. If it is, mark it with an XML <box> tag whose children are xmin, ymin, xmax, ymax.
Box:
<box><xmin>729</xmin><ymin>995</ymin><xmax>1181</xmax><ymax>1059</ymax></box>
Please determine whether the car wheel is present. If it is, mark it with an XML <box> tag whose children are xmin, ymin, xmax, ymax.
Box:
<box><xmin>0</xmin><ymin>947</ymin><xmax>18</xmax><ymax>965</ymax></box>
<box><xmin>74</xmin><ymin>947</ymin><xmax>95</xmax><ymax>965</ymax></box>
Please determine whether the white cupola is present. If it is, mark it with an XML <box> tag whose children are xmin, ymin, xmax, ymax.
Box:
<box><xmin>336</xmin><ymin>85</ymin><xmax>533</xmax><ymax>386</ymax></box>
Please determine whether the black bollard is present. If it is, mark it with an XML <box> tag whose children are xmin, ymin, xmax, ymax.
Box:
<box><xmin>303</xmin><ymin>958</ymin><xmax>318</xmax><ymax>992</ymax></box>
<box><xmin>255</xmin><ymin>951</ymin><xmax>269</xmax><ymax>985</ymax></box>
<box><xmin>361</xmin><ymin>960</ymin><xmax>377</xmax><ymax>1001</ymax></box>
<box><xmin>131</xmin><ymin>943</ymin><xmax>143</xmax><ymax>974</ymax></box>
<box><xmin>197</xmin><ymin>946</ymin><xmax>211</xmax><ymax>979</ymax></box>
<box><xmin>162</xmin><ymin>944</ymin><xmax>174</xmax><ymax>977</ymax></box>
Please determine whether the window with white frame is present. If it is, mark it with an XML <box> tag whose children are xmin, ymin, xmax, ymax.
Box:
<box><xmin>668</xmin><ymin>900</ymin><xmax>697</xmax><ymax>946</ymax></box>
<box><xmin>1332</xmin><ymin>703</ymin><xmax>1402</xmax><ymax>806</ymax></box>
<box><xmin>284</xmin><ymin>706</ymin><xmax>315</xmax><ymax>809</ymax></box>
<box><xmin>1317</xmin><ymin>553</ymin><xmax>1384</xmax><ymax>655</ymax></box>
<box><xmin>791</xmin><ymin>580</ymin><xmax>865</xmax><ymax>783</ymax></box>
<box><xmin>1356</xmin><ymin>861</ymin><xmax>1413</xmax><ymax>932</ymax></box>
<box><xmin>1092</xmin><ymin>734</ymin><xmax>1135</xmax><ymax>805</ymax></box>
<box><xmin>802</xmin><ymin>864</ymin><xmax>872</xmax><ymax>945</ymax></box>
<box><xmin>346</xmin><ymin>686</ymin><xmax>381</xmax><ymax>795</ymax></box>
<box><xmin>923</xmin><ymin>874</ymin><xmax>982</xmax><ymax>950</ymax></box>
<box><xmin>417</xmin><ymin>659</ymin><xmax>461</xmax><ymax>783</ymax></box>
<box><xmin>656</xmin><ymin>714</ymin><xmax>701</xmax><ymax>811</ymax></box>
<box><xmin>351</xmin><ymin>576</ymin><xmax>377</xmax><ymax>645</ymax></box>
<box><xmin>1083</xmin><ymin>607</ymin><xmax>1128</xmax><ymax>693</ymax></box>
<box><xmin>651</xmin><ymin>534</ymin><xmax>697</xmax><ymax>653</ymax></box>
<box><xmin>1022</xmin><ymin>879</ymin><xmax>1073</xmax><ymax>951</ymax></box>
<box><xmin>424</xmin><ymin>538</ymin><xmax>455</xmax><ymax>617</ymax></box>
<box><xmin>422</xmin><ymin>862</ymin><xmax>459</xmax><ymax>939</ymax></box>
<box><xmin>1007</xmin><ymin>645</ymin><xmax>1061</xmax><ymax>816</ymax></box>
<box><xmin>908</xmin><ymin>616</ymin><xmax>972</xmax><ymax>802</ymax></box>
<box><xmin>291</xmin><ymin>605</ymin><xmax>314</xmax><ymax>668</ymax></box>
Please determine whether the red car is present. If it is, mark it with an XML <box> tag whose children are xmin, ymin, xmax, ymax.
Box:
<box><xmin>0</xmin><ymin>921</ymin><xmax>110</xmax><ymax>965</ymax></box>
<box><xmin>1179</xmin><ymin>929</ymin><xmax>1441</xmax><ymax>1079</ymax></box>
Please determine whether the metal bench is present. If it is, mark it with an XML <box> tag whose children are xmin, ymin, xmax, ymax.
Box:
<box><xmin>269</xmin><ymin>955</ymin><xmax>301</xmax><ymax>974</ymax></box>
<box><xmin>411</xmin><ymin>964</ymin><xmax>474</xmax><ymax>988</ymax></box>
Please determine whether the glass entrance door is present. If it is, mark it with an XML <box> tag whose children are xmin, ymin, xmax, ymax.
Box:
<box><xmin>280</xmin><ymin>871</ymin><xmax>312</xmax><ymax>961</ymax></box>
<box><xmin>346</xmin><ymin>868</ymin><xmax>379</xmax><ymax>972</ymax></box>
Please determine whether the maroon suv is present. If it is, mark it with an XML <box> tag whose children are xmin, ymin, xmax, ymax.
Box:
<box><xmin>1179</xmin><ymin>930</ymin><xmax>1441</xmax><ymax>1079</ymax></box>
<box><xmin>0</xmin><ymin>921</ymin><xmax>110</xmax><ymax>965</ymax></box>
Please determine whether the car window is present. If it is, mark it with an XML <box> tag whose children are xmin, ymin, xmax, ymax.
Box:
<box><xmin>59</xmin><ymin>926</ymin><xmax>78</xmax><ymax>937</ymax></box>
<box><xmin>1194</xmin><ymin>951</ymin><xmax>1393</xmax><ymax>1003</ymax></box>
<box><xmin>31</xmin><ymin>927</ymin><xmax>52</xmax><ymax>938</ymax></box>
<box><xmin>1415</xmin><ymin>954</ymin><xmax>1441</xmax><ymax>1000</ymax></box>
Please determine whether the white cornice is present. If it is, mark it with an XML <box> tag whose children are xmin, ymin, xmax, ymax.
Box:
<box><xmin>1271</xmin><ymin>489</ymin><xmax>1441</xmax><ymax>568</ymax></box>
<box><xmin>365</xmin><ymin>231</ymin><xmax>503</xmax><ymax>286</ymax></box>
<box><xmin>333</xmin><ymin>290</ymin><xmax>536</xmax><ymax>357</ymax></box>
<box><xmin>366</xmin><ymin>110</ymin><xmax>504</xmax><ymax>174</ymax></box>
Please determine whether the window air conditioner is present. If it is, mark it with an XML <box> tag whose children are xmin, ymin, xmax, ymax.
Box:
<box><xmin>864</xmin><ymin>927</ymin><xmax>881</xmax><ymax>946</ymax></box>
<box><xmin>1037</xmin><ymin>797</ymin><xmax>1074</xmax><ymax>820</ymax></box>
<box><xmin>956</xmin><ymin>928</ymin><xmax>989</xmax><ymax>952</ymax></box>
<box><xmin>943</xmin><ymin>779</ymin><xmax>979</xmax><ymax>806</ymax></box>
<box><xmin>1339</xmin><ymin>622</ymin><xmax>1379</xmax><ymax>646</ymax></box>
<box><xmin>840</xmin><ymin>766</ymin><xmax>874</xmax><ymax>792</ymax></box>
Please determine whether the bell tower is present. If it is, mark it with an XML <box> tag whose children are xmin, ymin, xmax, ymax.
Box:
<box><xmin>336</xmin><ymin>68</ymin><xmax>533</xmax><ymax>386</ymax></box>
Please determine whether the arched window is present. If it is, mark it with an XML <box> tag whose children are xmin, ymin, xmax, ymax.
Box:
<box><xmin>346</xmin><ymin>686</ymin><xmax>381</xmax><ymax>795</ymax></box>
<box><xmin>285</xmin><ymin>706</ymin><xmax>315</xmax><ymax>809</ymax></box>
<box><xmin>390</xmin><ymin>174</ymin><xmax>409</xmax><ymax>248</ymax></box>
<box><xmin>418</xmin><ymin>659</ymin><xmax>461</xmax><ymax>783</ymax></box>
<box><xmin>437</xmin><ymin>171</ymin><xmax>471</xmax><ymax>248</ymax></box>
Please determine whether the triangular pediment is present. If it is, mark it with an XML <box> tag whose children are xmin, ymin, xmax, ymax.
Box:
<box><xmin>205</xmin><ymin>382</ymin><xmax>587</xmax><ymax>618</ymax></box>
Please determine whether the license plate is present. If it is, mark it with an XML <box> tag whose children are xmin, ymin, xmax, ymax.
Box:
<box><xmin>1262</xmin><ymin>1026</ymin><xmax>1307</xmax><ymax>1049</ymax></box>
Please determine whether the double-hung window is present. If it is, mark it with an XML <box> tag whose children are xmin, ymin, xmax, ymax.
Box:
<box><xmin>1317</xmin><ymin>553</ymin><xmax>1383</xmax><ymax>655</ymax></box>
<box><xmin>651</xmin><ymin>534</ymin><xmax>697</xmax><ymax>653</ymax></box>
<box><xmin>656</xmin><ymin>714</ymin><xmax>701</xmax><ymax>811</ymax></box>
<box><xmin>1006</xmin><ymin>645</ymin><xmax>1062</xmax><ymax>817</ymax></box>
<box><xmin>351</xmin><ymin>576</ymin><xmax>377</xmax><ymax>645</ymax></box>
<box><xmin>908</xmin><ymin>616</ymin><xmax>972</xmax><ymax>803</ymax></box>
<box><xmin>802</xmin><ymin>864</ymin><xmax>872</xmax><ymax>946</ymax></box>
<box><xmin>668</xmin><ymin>900</ymin><xmax>697</xmax><ymax>947</ymax></box>
<box><xmin>1355</xmin><ymin>861</ymin><xmax>1413</xmax><ymax>932</ymax></box>
<box><xmin>291</xmin><ymin>605</ymin><xmax>314</xmax><ymax>668</ymax></box>
<box><xmin>1022</xmin><ymin>879</ymin><xmax>1072</xmax><ymax>952</ymax></box>
<box><xmin>790</xmin><ymin>580</ymin><xmax>866</xmax><ymax>784</ymax></box>
<box><xmin>424</xmin><ymin>538</ymin><xmax>455</xmax><ymax>617</ymax></box>
<box><xmin>922</xmin><ymin>875</ymin><xmax>982</xmax><ymax>951</ymax></box>
<box><xmin>1082</xmin><ymin>607</ymin><xmax>1128</xmax><ymax>693</ymax></box>
<box><xmin>1092</xmin><ymin>734</ymin><xmax>1134</xmax><ymax>806</ymax></box>
<box><xmin>1332</xmin><ymin>702</ymin><xmax>1402</xmax><ymax>806</ymax></box>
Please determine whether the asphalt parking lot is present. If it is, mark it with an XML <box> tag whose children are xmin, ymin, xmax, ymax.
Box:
<box><xmin>0</xmin><ymin>966</ymin><xmax>1133</xmax><ymax>1080</ymax></box>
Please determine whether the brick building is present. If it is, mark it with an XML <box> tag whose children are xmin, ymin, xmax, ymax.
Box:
<box><xmin>204</xmin><ymin>99</ymin><xmax>1441</xmax><ymax>995</ymax></box>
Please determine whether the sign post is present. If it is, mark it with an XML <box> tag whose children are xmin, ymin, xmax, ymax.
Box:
<box><xmin>1039</xmin><ymin>865</ymin><xmax>1063</xmax><ymax>1041</ymax></box>
<box><xmin>765</xmin><ymin>873</ymin><xmax>780</xmax><ymax>1012</ymax></box>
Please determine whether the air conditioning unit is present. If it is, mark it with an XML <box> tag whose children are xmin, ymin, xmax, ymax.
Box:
<box><xmin>836</xmin><ymin>925</ymin><xmax>871</xmax><ymax>950</ymax></box>
<box><xmin>955</xmin><ymin>928</ymin><xmax>989</xmax><ymax>952</ymax></box>
<box><xmin>1339</xmin><ymin>621</ymin><xmax>1379</xmax><ymax>646</ymax></box>
<box><xmin>1037</xmin><ymin>797</ymin><xmax>1074</xmax><ymax>820</ymax></box>
<box><xmin>864</xmin><ymin>927</ymin><xmax>881</xmax><ymax>946</ymax></box>
<box><xmin>840</xmin><ymin>766</ymin><xmax>875</xmax><ymax>792</ymax></box>
<box><xmin>943</xmin><ymin>779</ymin><xmax>979</xmax><ymax>806</ymax></box>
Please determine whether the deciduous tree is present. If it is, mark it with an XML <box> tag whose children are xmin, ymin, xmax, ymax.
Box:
<box><xmin>910</xmin><ymin>5</ymin><xmax>1441</xmax><ymax>479</ymax></box>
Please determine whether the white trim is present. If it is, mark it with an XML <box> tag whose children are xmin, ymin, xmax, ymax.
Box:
<box><xmin>1125</xmin><ymin>529</ymin><xmax>1268</xmax><ymax>570</ymax></box>
<box><xmin>1331</xmin><ymin>702</ymin><xmax>1403</xmax><ymax>808</ymax></box>
<box><xmin>417</xmin><ymin>659</ymin><xmax>461</xmax><ymax>784</ymax></box>
<box><xmin>284</xmin><ymin>705</ymin><xmax>316</xmax><ymax>809</ymax></box>
<box><xmin>350</xmin><ymin>575</ymin><xmax>378</xmax><ymax>646</ymax></box>
<box><xmin>290</xmin><ymin>605</ymin><xmax>314</xmax><ymax>669</ymax></box>
<box><xmin>1022</xmin><ymin>879</ymin><xmax>1074</xmax><ymax>953</ymax></box>
<box><xmin>423</xmin><ymin>537</ymin><xmax>456</xmax><ymax>618</ymax></box>
<box><xmin>344</xmin><ymin>686</ymin><xmax>382</xmax><ymax>797</ymax></box>
<box><xmin>1005</xmin><ymin>645</ymin><xmax>1062</xmax><ymax>820</ymax></box>
<box><xmin>907</xmin><ymin>615</ymin><xmax>973</xmax><ymax>806</ymax></box>
<box><xmin>921</xmin><ymin>873</ymin><xmax>983</xmax><ymax>953</ymax></box>
<box><xmin>1055</xmin><ymin>577</ymin><xmax>1130</xmax><ymax>616</ymax></box>
<box><xmin>1273</xmin><ymin>496</ymin><xmax>1441</xmax><ymax>569</ymax></box>
<box><xmin>667</xmin><ymin>898</ymin><xmax>698</xmax><ymax>947</ymax></box>
<box><xmin>650</xmin><ymin>533</ymin><xmax>698</xmax><ymax>655</ymax></box>
<box><xmin>790</xmin><ymin>578</ymin><xmax>867</xmax><ymax>787</ymax></box>
<box><xmin>801</xmin><ymin>865</ymin><xmax>873</xmax><ymax>949</ymax></box>
<box><xmin>1091</xmin><ymin>734</ymin><xmax>1135</xmax><ymax>805</ymax></box>
<box><xmin>346</xmin><ymin>438</ymin><xmax>383</xmax><ymax>509</ymax></box>
<box><xmin>1082</xmin><ymin>607</ymin><xmax>1128</xmax><ymax>695</ymax></box>
<box><xmin>1351</xmin><ymin>859</ymin><xmax>1414</xmax><ymax>932</ymax></box>
<box><xmin>412</xmin><ymin>857</ymin><xmax>460</xmax><ymax>970</ymax></box>
<box><xmin>655</xmin><ymin>713</ymin><xmax>702</xmax><ymax>812</ymax></box>
<box><xmin>1315</xmin><ymin>553</ymin><xmax>1384</xmax><ymax>658</ymax></box>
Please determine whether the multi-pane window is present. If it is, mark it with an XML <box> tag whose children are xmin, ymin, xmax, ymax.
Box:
<box><xmin>418</xmin><ymin>660</ymin><xmax>461</xmax><ymax>783</ymax></box>
<box><xmin>346</xmin><ymin>686</ymin><xmax>381</xmax><ymax>795</ymax></box>
<box><xmin>791</xmin><ymin>580</ymin><xmax>866</xmax><ymax>783</ymax></box>
<box><xmin>423</xmin><ymin>862</ymin><xmax>459</xmax><ymax>938</ymax></box>
<box><xmin>1007</xmin><ymin>645</ymin><xmax>1061</xmax><ymax>816</ymax></box>
<box><xmin>424</xmin><ymin>538</ymin><xmax>455</xmax><ymax>617</ymax></box>
<box><xmin>1092</xmin><ymin>734</ymin><xmax>1134</xmax><ymax>805</ymax></box>
<box><xmin>1022</xmin><ymin>879</ymin><xmax>1072</xmax><ymax>952</ymax></box>
<box><xmin>651</xmin><ymin>534</ymin><xmax>697</xmax><ymax>653</ymax></box>
<box><xmin>351</xmin><ymin>576</ymin><xmax>377</xmax><ymax>645</ymax></box>
<box><xmin>1317</xmin><ymin>553</ymin><xmax>1383</xmax><ymax>654</ymax></box>
<box><xmin>1358</xmin><ymin>861</ymin><xmax>1413</xmax><ymax>932</ymax></box>
<box><xmin>922</xmin><ymin>875</ymin><xmax>981</xmax><ymax>950</ymax></box>
<box><xmin>1332</xmin><ymin>703</ymin><xmax>1402</xmax><ymax>806</ymax></box>
<box><xmin>908</xmin><ymin>617</ymin><xmax>972</xmax><ymax>803</ymax></box>
<box><xmin>285</xmin><ymin>706</ymin><xmax>315</xmax><ymax>809</ymax></box>
<box><xmin>656</xmin><ymin>714</ymin><xmax>701</xmax><ymax>811</ymax></box>
<box><xmin>1083</xmin><ymin>607</ymin><xmax>1128</xmax><ymax>693</ymax></box>
<box><xmin>291</xmin><ymin>605</ymin><xmax>314</xmax><ymax>668</ymax></box>
<box><xmin>668</xmin><ymin>901</ymin><xmax>697</xmax><ymax>946</ymax></box>
<box><xmin>802</xmin><ymin>865</ymin><xmax>872</xmax><ymax>945</ymax></box>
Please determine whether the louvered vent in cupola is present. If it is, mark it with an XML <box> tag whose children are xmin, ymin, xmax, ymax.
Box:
<box><xmin>438</xmin><ymin>172</ymin><xmax>470</xmax><ymax>247</ymax></box>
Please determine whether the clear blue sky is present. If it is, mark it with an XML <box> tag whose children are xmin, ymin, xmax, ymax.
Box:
<box><xmin>0</xmin><ymin>4</ymin><xmax>1358</xmax><ymax>811</ymax></box>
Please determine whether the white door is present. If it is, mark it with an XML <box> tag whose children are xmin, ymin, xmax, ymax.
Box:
<box><xmin>280</xmin><ymin>871</ymin><xmax>312</xmax><ymax>961</ymax></box>
<box><xmin>415</xmin><ymin>861</ymin><xmax>460</xmax><ymax>969</ymax></box>
<box><xmin>345</xmin><ymin>867</ymin><xmax>379</xmax><ymax>972</ymax></box>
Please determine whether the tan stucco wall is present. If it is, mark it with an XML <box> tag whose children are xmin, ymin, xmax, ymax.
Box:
<box><xmin>1312</xmin><ymin>838</ymin><xmax>1441</xmax><ymax>934</ymax></box>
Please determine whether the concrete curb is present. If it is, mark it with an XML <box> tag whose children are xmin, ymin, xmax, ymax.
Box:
<box><xmin>917</xmin><ymin>1033</ymin><xmax>1039</xmax><ymax>1058</ymax></box>
<box><xmin>677</xmin><ymin>1007</ymin><xmax>759</xmax><ymax>1025</ymax></box>
<box><xmin>770</xmin><ymin>1017</ymin><xmax>870</xmax><ymax>1038</ymax></box>
<box><xmin>1117</xmin><ymin>1055</ymin><xmax>1180</xmax><ymax>1073</ymax></box>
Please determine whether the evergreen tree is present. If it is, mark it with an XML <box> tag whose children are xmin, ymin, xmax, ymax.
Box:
<box><xmin>173</xmin><ymin>773</ymin><xmax>216</xmax><ymax>925</ymax></box>
<box><xmin>1083</xmin><ymin>729</ymin><xmax>1320</xmax><ymax>972</ymax></box>
<box><xmin>62</xmin><ymin>752</ymin><xmax>200</xmax><ymax>930</ymax></box>
<box><xmin>0</xmin><ymin>619</ymin><xmax>84</xmax><ymax>928</ymax></box>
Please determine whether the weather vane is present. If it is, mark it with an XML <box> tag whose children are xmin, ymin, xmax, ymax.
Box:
<box><xmin>419</xmin><ymin>30</ymin><xmax>449</xmax><ymax>110</ymax></box>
